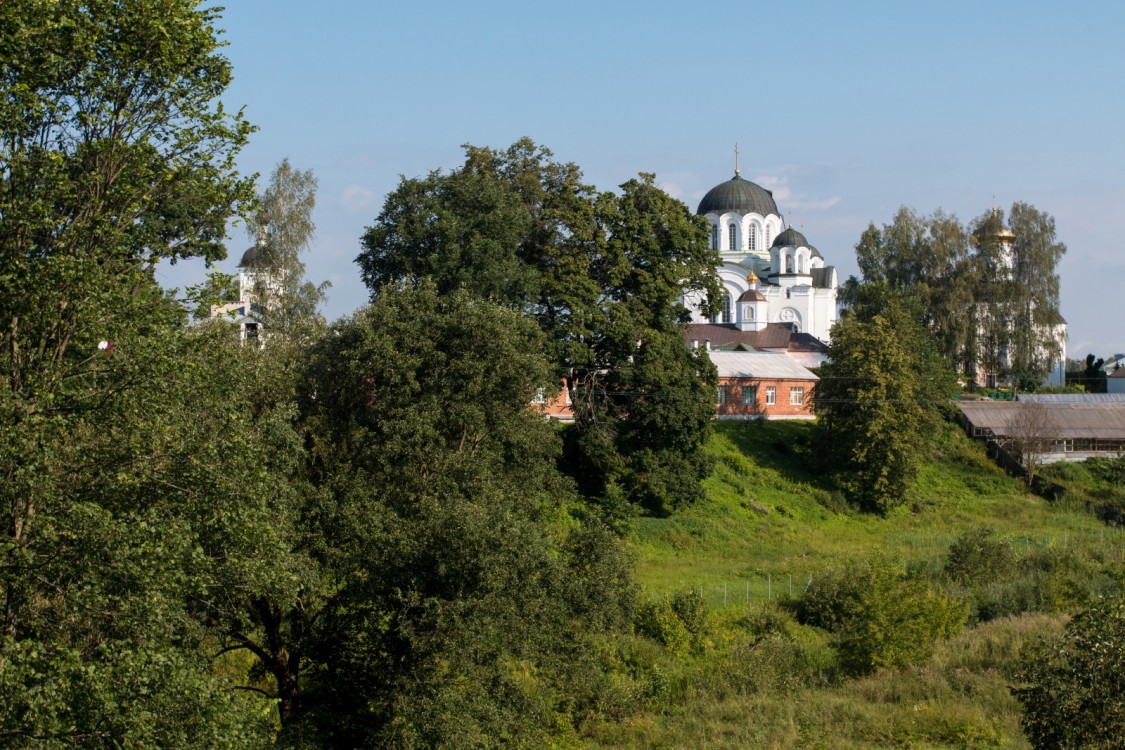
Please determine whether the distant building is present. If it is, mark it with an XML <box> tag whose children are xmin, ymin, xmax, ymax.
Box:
<box><xmin>1109</xmin><ymin>368</ymin><xmax>1125</xmax><ymax>395</ymax></box>
<box><xmin>531</xmin><ymin>380</ymin><xmax>575</xmax><ymax>422</ymax></box>
<box><xmin>1101</xmin><ymin>355</ymin><xmax>1125</xmax><ymax>375</ymax></box>
<box><xmin>710</xmin><ymin>351</ymin><xmax>818</xmax><ymax>420</ymax></box>
<box><xmin>210</xmin><ymin>227</ymin><xmax>278</xmax><ymax>343</ymax></box>
<box><xmin>683</xmin><ymin>322</ymin><xmax>828</xmax><ymax>370</ymax></box>
<box><xmin>681</xmin><ymin>167</ymin><xmax>839</xmax><ymax>346</ymax></box>
<box><xmin>956</xmin><ymin>399</ymin><xmax>1125</xmax><ymax>463</ymax></box>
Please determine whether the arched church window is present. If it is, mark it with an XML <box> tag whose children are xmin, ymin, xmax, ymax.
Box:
<box><xmin>722</xmin><ymin>293</ymin><xmax>732</xmax><ymax>323</ymax></box>
<box><xmin>750</xmin><ymin>224</ymin><xmax>757</xmax><ymax>250</ymax></box>
<box><xmin>766</xmin><ymin>227</ymin><xmax>772</xmax><ymax>246</ymax></box>
<box><xmin>728</xmin><ymin>224</ymin><xmax>737</xmax><ymax>251</ymax></box>
<box><xmin>711</xmin><ymin>224</ymin><xmax>719</xmax><ymax>251</ymax></box>
<box><xmin>786</xmin><ymin>254</ymin><xmax>794</xmax><ymax>273</ymax></box>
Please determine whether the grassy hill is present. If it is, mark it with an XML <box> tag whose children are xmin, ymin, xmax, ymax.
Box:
<box><xmin>582</xmin><ymin>420</ymin><xmax>1124</xmax><ymax>748</ymax></box>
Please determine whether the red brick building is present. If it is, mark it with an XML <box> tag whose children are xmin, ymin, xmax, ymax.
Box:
<box><xmin>710</xmin><ymin>351</ymin><xmax>818</xmax><ymax>419</ymax></box>
<box><xmin>532</xmin><ymin>337</ymin><xmax>822</xmax><ymax>422</ymax></box>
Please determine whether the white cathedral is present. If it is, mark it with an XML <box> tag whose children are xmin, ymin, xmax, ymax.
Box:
<box><xmin>682</xmin><ymin>167</ymin><xmax>839</xmax><ymax>347</ymax></box>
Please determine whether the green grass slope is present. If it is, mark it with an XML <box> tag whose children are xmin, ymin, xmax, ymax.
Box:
<box><xmin>588</xmin><ymin>419</ymin><xmax>1125</xmax><ymax>749</ymax></box>
<box><xmin>631</xmin><ymin>420</ymin><xmax>1120</xmax><ymax>607</ymax></box>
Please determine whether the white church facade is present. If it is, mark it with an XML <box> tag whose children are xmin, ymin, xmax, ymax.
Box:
<box><xmin>682</xmin><ymin>169</ymin><xmax>839</xmax><ymax>349</ymax></box>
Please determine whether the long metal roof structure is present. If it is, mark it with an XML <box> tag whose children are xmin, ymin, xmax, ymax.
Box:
<box><xmin>1018</xmin><ymin>393</ymin><xmax>1125</xmax><ymax>404</ymax></box>
<box><xmin>957</xmin><ymin>401</ymin><xmax>1125</xmax><ymax>440</ymax></box>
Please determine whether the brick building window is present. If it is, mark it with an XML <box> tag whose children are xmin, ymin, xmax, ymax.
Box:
<box><xmin>765</xmin><ymin>386</ymin><xmax>776</xmax><ymax>405</ymax></box>
<box><xmin>741</xmin><ymin>385</ymin><xmax>757</xmax><ymax>405</ymax></box>
<box><xmin>717</xmin><ymin>386</ymin><xmax>727</xmax><ymax>404</ymax></box>
<box><xmin>790</xmin><ymin>386</ymin><xmax>805</xmax><ymax>405</ymax></box>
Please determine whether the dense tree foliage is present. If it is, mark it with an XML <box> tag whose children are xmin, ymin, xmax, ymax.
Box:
<box><xmin>845</xmin><ymin>203</ymin><xmax>1066</xmax><ymax>388</ymax></box>
<box><xmin>358</xmin><ymin>140</ymin><xmax>722</xmax><ymax>513</ymax></box>
<box><xmin>0</xmin><ymin>8</ymin><xmax>645</xmax><ymax>738</ymax></box>
<box><xmin>292</xmin><ymin>285</ymin><xmax>636</xmax><ymax>746</ymax></box>
<box><xmin>814</xmin><ymin>295</ymin><xmax>954</xmax><ymax>512</ymax></box>
<box><xmin>0</xmin><ymin>323</ymin><xmax>293</xmax><ymax>747</ymax></box>
<box><xmin>1015</xmin><ymin>597</ymin><xmax>1125</xmax><ymax>749</ymax></box>
<box><xmin>0</xmin><ymin>1</ymin><xmax>272</xmax><ymax>743</ymax></box>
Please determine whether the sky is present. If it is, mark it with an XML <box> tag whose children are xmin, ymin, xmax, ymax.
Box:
<box><xmin>158</xmin><ymin>0</ymin><xmax>1125</xmax><ymax>357</ymax></box>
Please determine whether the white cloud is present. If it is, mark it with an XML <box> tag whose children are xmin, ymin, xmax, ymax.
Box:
<box><xmin>755</xmin><ymin>173</ymin><xmax>841</xmax><ymax>213</ymax></box>
<box><xmin>659</xmin><ymin>181</ymin><xmax>684</xmax><ymax>200</ymax></box>
<box><xmin>340</xmin><ymin>184</ymin><xmax>377</xmax><ymax>212</ymax></box>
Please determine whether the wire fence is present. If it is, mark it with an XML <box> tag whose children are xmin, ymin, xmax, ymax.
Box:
<box><xmin>645</xmin><ymin>527</ymin><xmax>1125</xmax><ymax>611</ymax></box>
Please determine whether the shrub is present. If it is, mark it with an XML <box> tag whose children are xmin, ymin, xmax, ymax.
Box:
<box><xmin>794</xmin><ymin>555</ymin><xmax>967</xmax><ymax>675</ymax></box>
<box><xmin>634</xmin><ymin>590</ymin><xmax>708</xmax><ymax>655</ymax></box>
<box><xmin>740</xmin><ymin>601</ymin><xmax>799</xmax><ymax>638</ymax></box>
<box><xmin>670</xmin><ymin>590</ymin><xmax>707</xmax><ymax>645</ymax></box>
<box><xmin>722</xmin><ymin>633</ymin><xmax>809</xmax><ymax>695</ymax></box>
<box><xmin>973</xmin><ymin>575</ymin><xmax>1058</xmax><ymax>622</ymax></box>
<box><xmin>1087</xmin><ymin>453</ymin><xmax>1125</xmax><ymax>486</ymax></box>
<box><xmin>945</xmin><ymin>527</ymin><xmax>1016</xmax><ymax>584</ymax></box>
<box><xmin>1014</xmin><ymin>597</ymin><xmax>1125</xmax><ymax>749</ymax></box>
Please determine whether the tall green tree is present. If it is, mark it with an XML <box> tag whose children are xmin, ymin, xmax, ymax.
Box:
<box><xmin>564</xmin><ymin>175</ymin><xmax>719</xmax><ymax>515</ymax></box>
<box><xmin>969</xmin><ymin>204</ymin><xmax>1066</xmax><ymax>389</ymax></box>
<box><xmin>243</xmin><ymin>159</ymin><xmax>330</xmax><ymax>339</ymax></box>
<box><xmin>1</xmin><ymin>0</ymin><xmax>254</xmax><ymax>628</ymax></box>
<box><xmin>357</xmin><ymin>140</ymin><xmax>721</xmax><ymax>513</ymax></box>
<box><xmin>0</xmin><ymin>1</ymin><xmax>272</xmax><ymax>743</ymax></box>
<box><xmin>0</xmin><ymin>322</ymin><xmax>291</xmax><ymax>747</ymax></box>
<box><xmin>814</xmin><ymin>295</ymin><xmax>954</xmax><ymax>512</ymax></box>
<box><xmin>845</xmin><ymin>203</ymin><xmax>1065</xmax><ymax>388</ymax></box>
<box><xmin>291</xmin><ymin>284</ymin><xmax>635</xmax><ymax>746</ymax></box>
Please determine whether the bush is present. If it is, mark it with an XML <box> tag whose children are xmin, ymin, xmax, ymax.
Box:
<box><xmin>634</xmin><ymin>590</ymin><xmax>708</xmax><ymax>655</ymax></box>
<box><xmin>722</xmin><ymin>633</ymin><xmax>810</xmax><ymax>695</ymax></box>
<box><xmin>794</xmin><ymin>555</ymin><xmax>967</xmax><ymax>675</ymax></box>
<box><xmin>670</xmin><ymin>589</ymin><xmax>706</xmax><ymax>642</ymax></box>
<box><xmin>945</xmin><ymin>527</ymin><xmax>1016</xmax><ymax>584</ymax></box>
<box><xmin>1087</xmin><ymin>453</ymin><xmax>1125</xmax><ymax>486</ymax></box>
<box><xmin>1014</xmin><ymin>597</ymin><xmax>1125</xmax><ymax>749</ymax></box>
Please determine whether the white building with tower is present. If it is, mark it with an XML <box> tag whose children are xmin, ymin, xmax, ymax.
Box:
<box><xmin>210</xmin><ymin>224</ymin><xmax>279</xmax><ymax>343</ymax></box>
<box><xmin>682</xmin><ymin>161</ymin><xmax>839</xmax><ymax>351</ymax></box>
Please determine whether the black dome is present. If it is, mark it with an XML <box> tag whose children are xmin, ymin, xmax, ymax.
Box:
<box><xmin>239</xmin><ymin>242</ymin><xmax>270</xmax><ymax>268</ymax></box>
<box><xmin>771</xmin><ymin>227</ymin><xmax>822</xmax><ymax>259</ymax></box>
<box><xmin>771</xmin><ymin>227</ymin><xmax>808</xmax><ymax>248</ymax></box>
<box><xmin>697</xmin><ymin>174</ymin><xmax>778</xmax><ymax>217</ymax></box>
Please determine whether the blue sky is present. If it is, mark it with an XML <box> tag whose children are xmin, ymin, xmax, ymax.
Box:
<box><xmin>159</xmin><ymin>0</ymin><xmax>1125</xmax><ymax>357</ymax></box>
